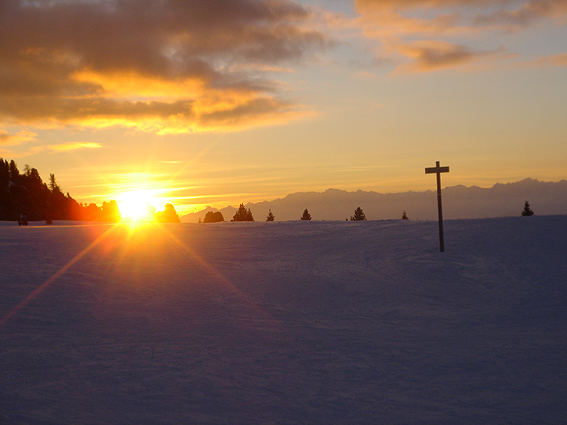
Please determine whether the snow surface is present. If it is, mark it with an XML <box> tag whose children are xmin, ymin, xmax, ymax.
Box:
<box><xmin>1</xmin><ymin>217</ymin><xmax>567</xmax><ymax>424</ymax></box>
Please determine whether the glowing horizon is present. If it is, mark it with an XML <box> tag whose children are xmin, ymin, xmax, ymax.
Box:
<box><xmin>1</xmin><ymin>0</ymin><xmax>565</xmax><ymax>214</ymax></box>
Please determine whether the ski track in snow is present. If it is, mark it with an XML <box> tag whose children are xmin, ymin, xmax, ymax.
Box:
<box><xmin>1</xmin><ymin>217</ymin><xmax>567</xmax><ymax>424</ymax></box>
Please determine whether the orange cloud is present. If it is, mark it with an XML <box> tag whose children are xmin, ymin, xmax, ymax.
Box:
<box><xmin>531</xmin><ymin>53</ymin><xmax>567</xmax><ymax>67</ymax></box>
<box><xmin>47</xmin><ymin>142</ymin><xmax>102</xmax><ymax>152</ymax></box>
<box><xmin>354</xmin><ymin>0</ymin><xmax>567</xmax><ymax>72</ymax></box>
<box><xmin>0</xmin><ymin>0</ymin><xmax>328</xmax><ymax>132</ymax></box>
<box><xmin>356</xmin><ymin>0</ymin><xmax>567</xmax><ymax>32</ymax></box>
<box><xmin>0</xmin><ymin>129</ymin><xmax>37</xmax><ymax>146</ymax></box>
<box><xmin>474</xmin><ymin>0</ymin><xmax>567</xmax><ymax>28</ymax></box>
<box><xmin>395</xmin><ymin>41</ymin><xmax>505</xmax><ymax>72</ymax></box>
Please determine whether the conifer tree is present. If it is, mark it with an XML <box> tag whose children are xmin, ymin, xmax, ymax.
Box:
<box><xmin>350</xmin><ymin>206</ymin><xmax>366</xmax><ymax>221</ymax></box>
<box><xmin>301</xmin><ymin>208</ymin><xmax>311</xmax><ymax>221</ymax></box>
<box><xmin>9</xmin><ymin>160</ymin><xmax>19</xmax><ymax>179</ymax></box>
<box><xmin>521</xmin><ymin>201</ymin><xmax>534</xmax><ymax>216</ymax></box>
<box><xmin>402</xmin><ymin>211</ymin><xmax>408</xmax><ymax>220</ymax></box>
<box><xmin>232</xmin><ymin>203</ymin><xmax>254</xmax><ymax>221</ymax></box>
<box><xmin>266</xmin><ymin>209</ymin><xmax>275</xmax><ymax>222</ymax></box>
<box><xmin>49</xmin><ymin>173</ymin><xmax>59</xmax><ymax>193</ymax></box>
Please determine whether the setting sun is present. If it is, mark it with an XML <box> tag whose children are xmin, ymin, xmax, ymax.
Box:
<box><xmin>117</xmin><ymin>190</ymin><xmax>160</xmax><ymax>222</ymax></box>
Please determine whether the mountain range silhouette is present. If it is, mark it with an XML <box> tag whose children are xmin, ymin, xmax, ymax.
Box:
<box><xmin>182</xmin><ymin>178</ymin><xmax>567</xmax><ymax>222</ymax></box>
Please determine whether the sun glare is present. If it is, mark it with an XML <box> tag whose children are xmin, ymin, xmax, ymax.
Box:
<box><xmin>117</xmin><ymin>190</ymin><xmax>159</xmax><ymax>222</ymax></box>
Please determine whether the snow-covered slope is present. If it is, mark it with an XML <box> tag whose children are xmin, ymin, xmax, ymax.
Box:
<box><xmin>1</xmin><ymin>217</ymin><xmax>566</xmax><ymax>424</ymax></box>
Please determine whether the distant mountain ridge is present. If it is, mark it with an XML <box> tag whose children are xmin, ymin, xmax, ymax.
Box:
<box><xmin>181</xmin><ymin>178</ymin><xmax>567</xmax><ymax>222</ymax></box>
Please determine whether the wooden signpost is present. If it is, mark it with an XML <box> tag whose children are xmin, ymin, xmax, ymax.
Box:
<box><xmin>425</xmin><ymin>161</ymin><xmax>450</xmax><ymax>252</ymax></box>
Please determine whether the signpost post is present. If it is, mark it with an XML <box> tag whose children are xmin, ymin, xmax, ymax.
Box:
<box><xmin>425</xmin><ymin>161</ymin><xmax>450</xmax><ymax>252</ymax></box>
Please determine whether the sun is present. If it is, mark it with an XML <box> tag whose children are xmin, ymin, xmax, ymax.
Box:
<box><xmin>117</xmin><ymin>190</ymin><xmax>159</xmax><ymax>222</ymax></box>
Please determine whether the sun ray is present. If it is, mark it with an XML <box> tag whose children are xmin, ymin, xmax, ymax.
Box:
<box><xmin>1</xmin><ymin>219</ymin><xmax>279</xmax><ymax>330</ymax></box>
<box><xmin>153</xmin><ymin>222</ymin><xmax>281</xmax><ymax>328</ymax></box>
<box><xmin>0</xmin><ymin>225</ymin><xmax>119</xmax><ymax>326</ymax></box>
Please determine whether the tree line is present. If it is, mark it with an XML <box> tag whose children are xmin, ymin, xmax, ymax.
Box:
<box><xmin>202</xmin><ymin>201</ymin><xmax>536</xmax><ymax>223</ymax></box>
<box><xmin>202</xmin><ymin>205</ymin><xmax>393</xmax><ymax>222</ymax></box>
<box><xmin>0</xmin><ymin>158</ymin><xmax>121</xmax><ymax>222</ymax></box>
<box><xmin>0</xmin><ymin>158</ymin><xmax>180</xmax><ymax>223</ymax></box>
<box><xmin>3</xmin><ymin>157</ymin><xmax>533</xmax><ymax>224</ymax></box>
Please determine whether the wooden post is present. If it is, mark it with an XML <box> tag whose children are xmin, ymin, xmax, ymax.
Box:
<box><xmin>425</xmin><ymin>161</ymin><xmax>450</xmax><ymax>252</ymax></box>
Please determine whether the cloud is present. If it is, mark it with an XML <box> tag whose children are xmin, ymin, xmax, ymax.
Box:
<box><xmin>0</xmin><ymin>0</ymin><xmax>328</xmax><ymax>132</ymax></box>
<box><xmin>354</xmin><ymin>0</ymin><xmax>567</xmax><ymax>72</ymax></box>
<box><xmin>474</xmin><ymin>0</ymin><xmax>567</xmax><ymax>28</ymax></box>
<box><xmin>47</xmin><ymin>142</ymin><xmax>102</xmax><ymax>152</ymax></box>
<box><xmin>0</xmin><ymin>129</ymin><xmax>37</xmax><ymax>146</ymax></box>
<box><xmin>0</xmin><ymin>138</ymin><xmax>102</xmax><ymax>159</ymax></box>
<box><xmin>396</xmin><ymin>41</ymin><xmax>505</xmax><ymax>72</ymax></box>
<box><xmin>530</xmin><ymin>53</ymin><xmax>567</xmax><ymax>67</ymax></box>
<box><xmin>356</xmin><ymin>0</ymin><xmax>567</xmax><ymax>32</ymax></box>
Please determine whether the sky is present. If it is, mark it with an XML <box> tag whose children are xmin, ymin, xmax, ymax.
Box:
<box><xmin>1</xmin><ymin>0</ymin><xmax>566</xmax><ymax>214</ymax></box>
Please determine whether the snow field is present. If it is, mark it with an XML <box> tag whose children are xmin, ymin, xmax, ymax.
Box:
<box><xmin>1</xmin><ymin>217</ymin><xmax>567</xmax><ymax>424</ymax></box>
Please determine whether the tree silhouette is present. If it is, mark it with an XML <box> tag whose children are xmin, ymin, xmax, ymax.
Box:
<box><xmin>49</xmin><ymin>173</ymin><xmax>59</xmax><ymax>192</ymax></box>
<box><xmin>203</xmin><ymin>211</ymin><xmax>224</xmax><ymax>223</ymax></box>
<box><xmin>9</xmin><ymin>160</ymin><xmax>19</xmax><ymax>179</ymax></box>
<box><xmin>301</xmin><ymin>208</ymin><xmax>311</xmax><ymax>221</ymax></box>
<box><xmin>100</xmin><ymin>200</ymin><xmax>121</xmax><ymax>222</ymax></box>
<box><xmin>350</xmin><ymin>206</ymin><xmax>366</xmax><ymax>221</ymax></box>
<box><xmin>232</xmin><ymin>203</ymin><xmax>254</xmax><ymax>221</ymax></box>
<box><xmin>155</xmin><ymin>203</ymin><xmax>180</xmax><ymax>223</ymax></box>
<box><xmin>266</xmin><ymin>209</ymin><xmax>275</xmax><ymax>222</ymax></box>
<box><xmin>1</xmin><ymin>157</ymin><xmax>125</xmax><ymax>222</ymax></box>
<box><xmin>521</xmin><ymin>201</ymin><xmax>534</xmax><ymax>216</ymax></box>
<box><xmin>402</xmin><ymin>210</ymin><xmax>408</xmax><ymax>220</ymax></box>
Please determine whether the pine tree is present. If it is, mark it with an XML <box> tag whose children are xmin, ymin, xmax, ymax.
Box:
<box><xmin>266</xmin><ymin>209</ymin><xmax>275</xmax><ymax>222</ymax></box>
<box><xmin>402</xmin><ymin>210</ymin><xmax>408</xmax><ymax>220</ymax></box>
<box><xmin>49</xmin><ymin>173</ymin><xmax>60</xmax><ymax>193</ymax></box>
<box><xmin>9</xmin><ymin>160</ymin><xmax>19</xmax><ymax>179</ymax></box>
<box><xmin>232</xmin><ymin>203</ymin><xmax>254</xmax><ymax>221</ymax></box>
<box><xmin>301</xmin><ymin>208</ymin><xmax>311</xmax><ymax>221</ymax></box>
<box><xmin>350</xmin><ymin>206</ymin><xmax>366</xmax><ymax>221</ymax></box>
<box><xmin>521</xmin><ymin>201</ymin><xmax>534</xmax><ymax>216</ymax></box>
